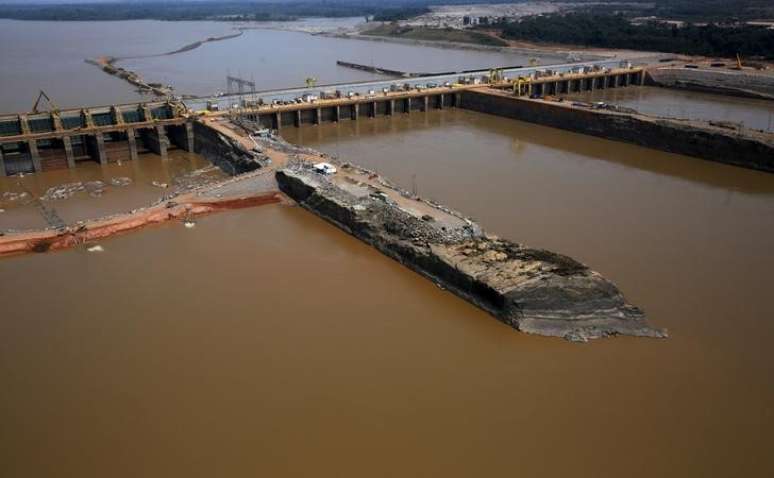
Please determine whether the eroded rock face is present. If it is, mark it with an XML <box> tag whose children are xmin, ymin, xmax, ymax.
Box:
<box><xmin>276</xmin><ymin>166</ymin><xmax>666</xmax><ymax>342</ymax></box>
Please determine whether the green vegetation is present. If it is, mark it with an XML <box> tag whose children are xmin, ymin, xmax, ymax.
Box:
<box><xmin>371</xmin><ymin>7</ymin><xmax>430</xmax><ymax>23</ymax></box>
<box><xmin>560</xmin><ymin>0</ymin><xmax>774</xmax><ymax>22</ymax></box>
<box><xmin>363</xmin><ymin>23</ymin><xmax>509</xmax><ymax>47</ymax></box>
<box><xmin>501</xmin><ymin>13</ymin><xmax>774</xmax><ymax>58</ymax></box>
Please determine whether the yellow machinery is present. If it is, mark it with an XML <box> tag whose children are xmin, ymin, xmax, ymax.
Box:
<box><xmin>305</xmin><ymin>77</ymin><xmax>317</xmax><ymax>88</ymax></box>
<box><xmin>512</xmin><ymin>76</ymin><xmax>532</xmax><ymax>97</ymax></box>
<box><xmin>488</xmin><ymin>68</ymin><xmax>504</xmax><ymax>84</ymax></box>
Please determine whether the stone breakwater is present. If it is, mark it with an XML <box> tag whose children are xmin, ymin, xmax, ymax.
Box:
<box><xmin>276</xmin><ymin>165</ymin><xmax>667</xmax><ymax>342</ymax></box>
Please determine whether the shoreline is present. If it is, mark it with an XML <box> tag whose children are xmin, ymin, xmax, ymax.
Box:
<box><xmin>0</xmin><ymin>168</ymin><xmax>282</xmax><ymax>258</ymax></box>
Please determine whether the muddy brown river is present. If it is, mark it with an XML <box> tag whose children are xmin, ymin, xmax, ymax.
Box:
<box><xmin>2</xmin><ymin>108</ymin><xmax>773</xmax><ymax>476</ymax></box>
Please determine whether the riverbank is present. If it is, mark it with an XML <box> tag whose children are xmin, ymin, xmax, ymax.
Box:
<box><xmin>0</xmin><ymin>168</ymin><xmax>281</xmax><ymax>257</ymax></box>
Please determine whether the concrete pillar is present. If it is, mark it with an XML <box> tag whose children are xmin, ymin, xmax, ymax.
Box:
<box><xmin>388</xmin><ymin>100</ymin><xmax>395</xmax><ymax>116</ymax></box>
<box><xmin>185</xmin><ymin>122</ymin><xmax>194</xmax><ymax>152</ymax></box>
<box><xmin>89</xmin><ymin>133</ymin><xmax>107</xmax><ymax>165</ymax></box>
<box><xmin>623</xmin><ymin>74</ymin><xmax>629</xmax><ymax>87</ymax></box>
<box><xmin>404</xmin><ymin>98</ymin><xmax>410</xmax><ymax>114</ymax></box>
<box><xmin>423</xmin><ymin>96</ymin><xmax>429</xmax><ymax>112</ymax></box>
<box><xmin>295</xmin><ymin>110</ymin><xmax>301</xmax><ymax>127</ymax></box>
<box><xmin>639</xmin><ymin>70</ymin><xmax>646</xmax><ymax>86</ymax></box>
<box><xmin>334</xmin><ymin>106</ymin><xmax>340</xmax><ymax>122</ymax></box>
<box><xmin>315</xmin><ymin>108</ymin><xmax>321</xmax><ymax>125</ymax></box>
<box><xmin>352</xmin><ymin>103</ymin><xmax>359</xmax><ymax>120</ymax></box>
<box><xmin>62</xmin><ymin>136</ymin><xmax>75</xmax><ymax>169</ymax></box>
<box><xmin>156</xmin><ymin>125</ymin><xmax>168</xmax><ymax>160</ymax></box>
<box><xmin>127</xmin><ymin>128</ymin><xmax>138</xmax><ymax>161</ymax></box>
<box><xmin>454</xmin><ymin>93</ymin><xmax>461</xmax><ymax>107</ymax></box>
<box><xmin>0</xmin><ymin>146</ymin><xmax>6</xmax><ymax>177</ymax></box>
<box><xmin>28</xmin><ymin>140</ymin><xmax>42</xmax><ymax>172</ymax></box>
<box><xmin>274</xmin><ymin>112</ymin><xmax>281</xmax><ymax>130</ymax></box>
<box><xmin>553</xmin><ymin>82</ymin><xmax>559</xmax><ymax>95</ymax></box>
<box><xmin>439</xmin><ymin>94</ymin><xmax>444</xmax><ymax>109</ymax></box>
<box><xmin>370</xmin><ymin>101</ymin><xmax>376</xmax><ymax>118</ymax></box>
<box><xmin>590</xmin><ymin>77</ymin><xmax>596</xmax><ymax>91</ymax></box>
<box><xmin>141</xmin><ymin>126</ymin><xmax>168</xmax><ymax>160</ymax></box>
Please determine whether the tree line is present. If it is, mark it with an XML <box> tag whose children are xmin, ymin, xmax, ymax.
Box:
<box><xmin>500</xmin><ymin>13</ymin><xmax>774</xmax><ymax>59</ymax></box>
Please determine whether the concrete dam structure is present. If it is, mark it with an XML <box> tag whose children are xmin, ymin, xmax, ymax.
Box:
<box><xmin>2</xmin><ymin>61</ymin><xmax>771</xmax><ymax>176</ymax></box>
<box><xmin>6</xmin><ymin>58</ymin><xmax>771</xmax><ymax>340</ymax></box>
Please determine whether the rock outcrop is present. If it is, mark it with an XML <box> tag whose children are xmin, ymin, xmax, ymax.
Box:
<box><xmin>276</xmin><ymin>165</ymin><xmax>666</xmax><ymax>342</ymax></box>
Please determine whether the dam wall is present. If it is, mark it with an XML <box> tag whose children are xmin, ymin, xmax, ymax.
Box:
<box><xmin>276</xmin><ymin>165</ymin><xmax>666</xmax><ymax>342</ymax></box>
<box><xmin>647</xmin><ymin>67</ymin><xmax>774</xmax><ymax>100</ymax></box>
<box><xmin>193</xmin><ymin>121</ymin><xmax>265</xmax><ymax>175</ymax></box>
<box><xmin>460</xmin><ymin>89</ymin><xmax>774</xmax><ymax>173</ymax></box>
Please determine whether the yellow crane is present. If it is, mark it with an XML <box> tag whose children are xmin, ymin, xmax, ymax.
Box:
<box><xmin>512</xmin><ymin>76</ymin><xmax>531</xmax><ymax>97</ymax></box>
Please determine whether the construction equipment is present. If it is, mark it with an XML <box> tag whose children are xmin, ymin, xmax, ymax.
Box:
<box><xmin>226</xmin><ymin>75</ymin><xmax>256</xmax><ymax>95</ymax></box>
<box><xmin>31</xmin><ymin>90</ymin><xmax>59</xmax><ymax>115</ymax></box>
<box><xmin>512</xmin><ymin>76</ymin><xmax>531</xmax><ymax>97</ymax></box>
<box><xmin>305</xmin><ymin>77</ymin><xmax>317</xmax><ymax>88</ymax></box>
<box><xmin>488</xmin><ymin>68</ymin><xmax>504</xmax><ymax>83</ymax></box>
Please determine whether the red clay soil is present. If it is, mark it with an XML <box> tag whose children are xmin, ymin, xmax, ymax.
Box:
<box><xmin>0</xmin><ymin>192</ymin><xmax>281</xmax><ymax>258</ymax></box>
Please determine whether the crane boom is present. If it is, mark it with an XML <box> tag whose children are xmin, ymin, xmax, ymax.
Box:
<box><xmin>32</xmin><ymin>90</ymin><xmax>59</xmax><ymax>114</ymax></box>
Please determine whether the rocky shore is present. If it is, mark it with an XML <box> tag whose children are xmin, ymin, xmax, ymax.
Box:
<box><xmin>276</xmin><ymin>164</ymin><xmax>666</xmax><ymax>342</ymax></box>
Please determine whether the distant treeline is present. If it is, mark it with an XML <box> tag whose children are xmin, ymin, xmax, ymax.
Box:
<box><xmin>371</xmin><ymin>7</ymin><xmax>430</xmax><ymax>22</ymax></box>
<box><xmin>501</xmin><ymin>13</ymin><xmax>774</xmax><ymax>59</ymax></box>
<box><xmin>559</xmin><ymin>0</ymin><xmax>774</xmax><ymax>22</ymax></box>
<box><xmin>0</xmin><ymin>1</ymin><xmax>429</xmax><ymax>22</ymax></box>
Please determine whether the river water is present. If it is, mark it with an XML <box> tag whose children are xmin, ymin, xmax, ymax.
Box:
<box><xmin>0</xmin><ymin>151</ymin><xmax>223</xmax><ymax>231</ymax></box>
<box><xmin>0</xmin><ymin>18</ymin><xmax>566</xmax><ymax>114</ymax></box>
<box><xmin>2</xmin><ymin>108</ymin><xmax>773</xmax><ymax>477</ymax></box>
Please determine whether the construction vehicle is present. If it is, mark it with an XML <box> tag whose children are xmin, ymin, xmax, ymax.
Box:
<box><xmin>512</xmin><ymin>77</ymin><xmax>531</xmax><ymax>97</ymax></box>
<box><xmin>32</xmin><ymin>90</ymin><xmax>59</xmax><ymax>115</ymax></box>
<box><xmin>488</xmin><ymin>68</ymin><xmax>504</xmax><ymax>84</ymax></box>
<box><xmin>305</xmin><ymin>77</ymin><xmax>317</xmax><ymax>88</ymax></box>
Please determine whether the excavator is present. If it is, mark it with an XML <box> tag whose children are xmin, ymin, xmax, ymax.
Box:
<box><xmin>31</xmin><ymin>90</ymin><xmax>59</xmax><ymax>115</ymax></box>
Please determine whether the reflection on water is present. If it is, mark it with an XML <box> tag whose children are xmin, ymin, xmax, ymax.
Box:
<box><xmin>1</xmin><ymin>109</ymin><xmax>773</xmax><ymax>476</ymax></box>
